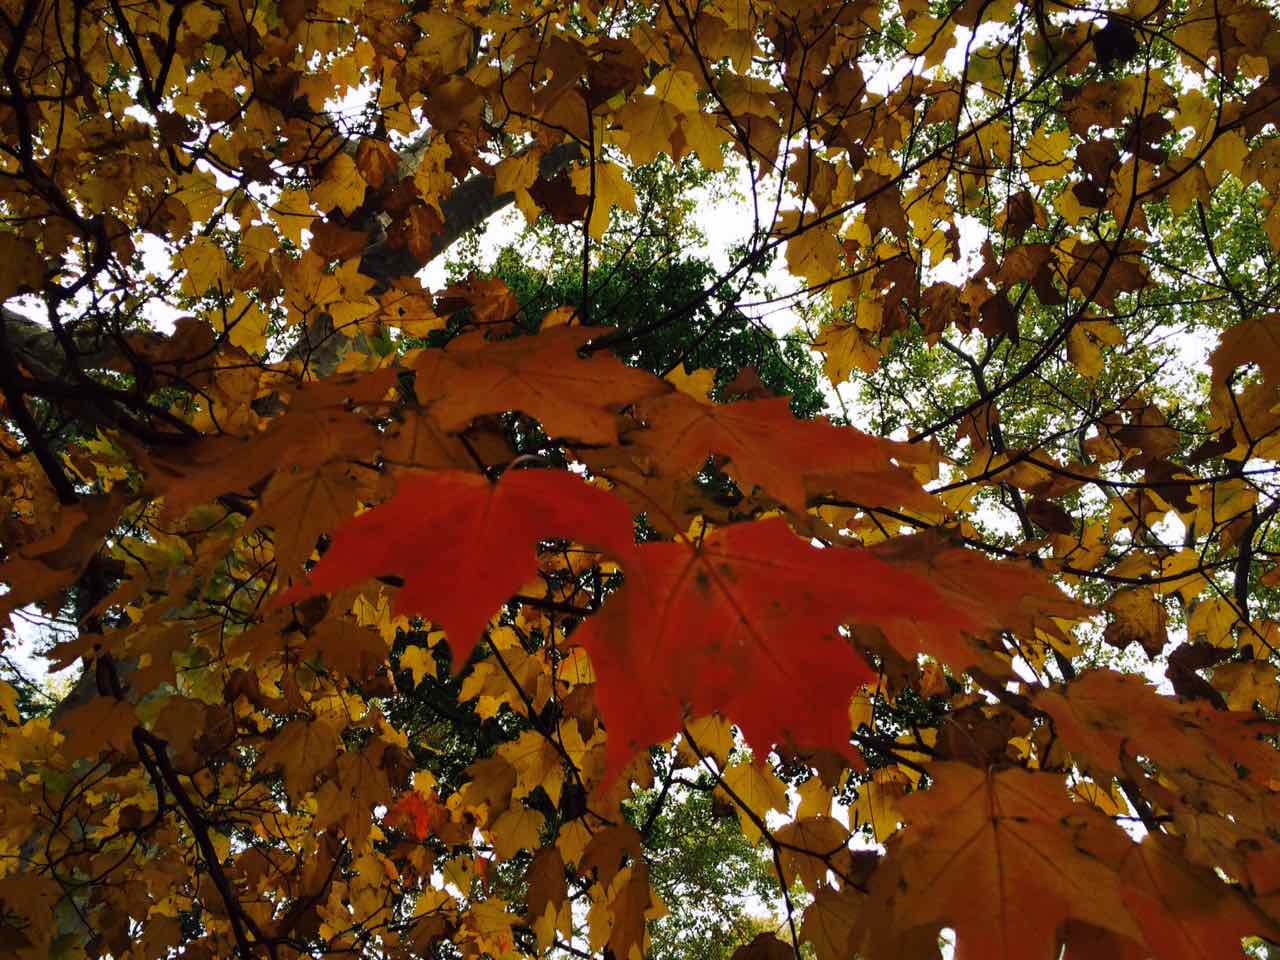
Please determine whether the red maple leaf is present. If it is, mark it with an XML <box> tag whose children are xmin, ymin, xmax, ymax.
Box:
<box><xmin>385</xmin><ymin>790</ymin><xmax>447</xmax><ymax>840</ymax></box>
<box><xmin>274</xmin><ymin>469</ymin><xmax>634</xmax><ymax>665</ymax></box>
<box><xmin>277</xmin><ymin>471</ymin><xmax>995</xmax><ymax>785</ymax></box>
<box><xmin>574</xmin><ymin>517</ymin><xmax>978</xmax><ymax>780</ymax></box>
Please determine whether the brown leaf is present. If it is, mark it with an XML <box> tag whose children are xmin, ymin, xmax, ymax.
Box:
<box><xmin>606</xmin><ymin>862</ymin><xmax>663</xmax><ymax>960</ymax></box>
<box><xmin>775</xmin><ymin>815</ymin><xmax>852</xmax><ymax>891</ymax></box>
<box><xmin>55</xmin><ymin>697</ymin><xmax>138</xmax><ymax>761</ymax></box>
<box><xmin>526</xmin><ymin>847</ymin><xmax>568</xmax><ymax>922</ymax></box>
<box><xmin>356</xmin><ymin>138</ymin><xmax>400</xmax><ymax>189</ymax></box>
<box><xmin>140</xmin><ymin>406</ymin><xmax>381</xmax><ymax>520</ymax></box>
<box><xmin>1121</xmin><ymin>834</ymin><xmax>1278</xmax><ymax>959</ymax></box>
<box><xmin>802</xmin><ymin>885</ymin><xmax>864</xmax><ymax>960</ymax></box>
<box><xmin>302</xmin><ymin>619</ymin><xmax>389</xmax><ymax>679</ymax></box>
<box><xmin>311</xmin><ymin>217</ymin><xmax>371</xmax><ymax>262</ymax></box>
<box><xmin>314</xmin><ymin>747</ymin><xmax>394</xmax><ymax>848</ymax></box>
<box><xmin>731</xmin><ymin>932</ymin><xmax>794</xmax><ymax>960</ymax></box>
<box><xmin>1027</xmin><ymin>497</ymin><xmax>1074</xmax><ymax>534</ymax></box>
<box><xmin>261</xmin><ymin>717</ymin><xmax>342</xmax><ymax>802</ymax></box>
<box><xmin>579</xmin><ymin>824</ymin><xmax>643</xmax><ymax>887</ymax></box>
<box><xmin>253</xmin><ymin>460</ymin><xmax>363</xmax><ymax>579</ymax></box>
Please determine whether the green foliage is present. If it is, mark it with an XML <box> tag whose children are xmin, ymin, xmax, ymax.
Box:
<box><xmin>628</xmin><ymin>778</ymin><xmax>780</xmax><ymax>960</ymax></box>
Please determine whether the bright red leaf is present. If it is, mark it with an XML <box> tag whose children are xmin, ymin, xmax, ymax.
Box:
<box><xmin>574</xmin><ymin>517</ymin><xmax>977</xmax><ymax>780</ymax></box>
<box><xmin>385</xmin><ymin>790</ymin><xmax>448</xmax><ymax>841</ymax></box>
<box><xmin>274</xmin><ymin>469</ymin><xmax>634</xmax><ymax>665</ymax></box>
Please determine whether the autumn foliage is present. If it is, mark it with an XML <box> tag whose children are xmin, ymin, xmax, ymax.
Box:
<box><xmin>5</xmin><ymin>0</ymin><xmax>1280</xmax><ymax>958</ymax></box>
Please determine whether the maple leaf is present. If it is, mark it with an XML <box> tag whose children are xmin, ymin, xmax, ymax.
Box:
<box><xmin>627</xmin><ymin>393</ymin><xmax>938</xmax><ymax>514</ymax></box>
<box><xmin>603</xmin><ymin>863</ymin><xmax>664</xmax><ymax>960</ymax></box>
<box><xmin>0</xmin><ymin>875</ymin><xmax>61</xmax><ymax>958</ymax></box>
<box><xmin>314</xmin><ymin>747</ymin><xmax>394</xmax><ymax>850</ymax></box>
<box><xmin>1102</xmin><ymin>587</ymin><xmax>1169</xmax><ymax>656</ymax></box>
<box><xmin>413</xmin><ymin>326</ymin><xmax>669</xmax><ymax>443</ymax></box>
<box><xmin>775</xmin><ymin>815</ymin><xmax>852</xmax><ymax>890</ymax></box>
<box><xmin>801</xmin><ymin>885</ymin><xmax>865</xmax><ymax>960</ymax></box>
<box><xmin>252</xmin><ymin>460</ymin><xmax>363</xmax><ymax>577</ymax></box>
<box><xmin>1120</xmin><ymin>834</ymin><xmax>1278</xmax><ymax>960</ymax></box>
<box><xmin>275</xmin><ymin>469</ymin><xmax>635</xmax><ymax>666</ymax></box>
<box><xmin>857</xmin><ymin>763</ymin><xmax>1144</xmax><ymax>960</ymax></box>
<box><xmin>136</xmin><ymin>404</ymin><xmax>383</xmax><ymax>520</ymax></box>
<box><xmin>499</xmin><ymin>728</ymin><xmax>573</xmax><ymax>806</ymax></box>
<box><xmin>0</xmin><ymin>489</ymin><xmax>130</xmax><ymax>623</ymax></box>
<box><xmin>717</xmin><ymin>762</ymin><xmax>789</xmax><ymax>843</ymax></box>
<box><xmin>261</xmin><ymin>717</ymin><xmax>341</xmax><ymax>802</ymax></box>
<box><xmin>527</xmin><ymin>846</ymin><xmax>572</xmax><ymax>950</ymax></box>
<box><xmin>300</xmin><ymin>618</ymin><xmax>389</xmax><ymax>679</ymax></box>
<box><xmin>579</xmin><ymin>824</ymin><xmax>644</xmax><ymax>887</ymax></box>
<box><xmin>866</xmin><ymin>530</ymin><xmax>1092</xmax><ymax>671</ymax></box>
<box><xmin>576</xmin><ymin>517</ymin><xmax>978</xmax><ymax>780</ymax></box>
<box><xmin>54</xmin><ymin>698</ymin><xmax>138</xmax><ymax>760</ymax></box>
<box><xmin>1035</xmin><ymin>668</ymin><xmax>1280</xmax><ymax>786</ymax></box>
<box><xmin>9</xmin><ymin>0</ymin><xmax>1280</xmax><ymax>954</ymax></box>
<box><xmin>490</xmin><ymin>805</ymin><xmax>545</xmax><ymax>859</ymax></box>
<box><xmin>382</xmin><ymin>410</ymin><xmax>474</xmax><ymax>472</ymax></box>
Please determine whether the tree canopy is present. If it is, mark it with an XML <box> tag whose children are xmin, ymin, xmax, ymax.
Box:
<box><xmin>4</xmin><ymin>0</ymin><xmax>1280</xmax><ymax>958</ymax></box>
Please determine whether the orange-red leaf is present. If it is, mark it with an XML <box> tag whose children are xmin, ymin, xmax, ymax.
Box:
<box><xmin>1036</xmin><ymin>668</ymin><xmax>1280</xmax><ymax>783</ymax></box>
<box><xmin>629</xmin><ymin>393</ymin><xmax>936</xmax><ymax>513</ymax></box>
<box><xmin>868</xmin><ymin>531</ymin><xmax>1092</xmax><ymax>671</ymax></box>
<box><xmin>386</xmin><ymin>790</ymin><xmax>448</xmax><ymax>840</ymax></box>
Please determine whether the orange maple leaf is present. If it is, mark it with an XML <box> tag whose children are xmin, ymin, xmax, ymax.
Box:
<box><xmin>858</xmin><ymin>763</ymin><xmax>1143</xmax><ymax>960</ymax></box>
<box><xmin>414</xmin><ymin>326</ymin><xmax>669</xmax><ymax>443</ymax></box>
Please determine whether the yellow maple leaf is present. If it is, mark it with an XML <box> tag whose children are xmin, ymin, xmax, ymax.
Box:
<box><xmin>490</xmin><ymin>805</ymin><xmax>545</xmax><ymax>859</ymax></box>
<box><xmin>664</xmin><ymin>366</ymin><xmax>716</xmax><ymax>401</ymax></box>
<box><xmin>1066</xmin><ymin>317</ymin><xmax>1124</xmax><ymax>380</ymax></box>
<box><xmin>675</xmin><ymin>111</ymin><xmax>728</xmax><ymax>170</ymax></box>
<box><xmin>719</xmin><ymin>762</ymin><xmax>788</xmax><ymax>843</ymax></box>
<box><xmin>400</xmin><ymin>644</ymin><xmax>437</xmax><ymax>686</ymax></box>
<box><xmin>220</xmin><ymin>294</ymin><xmax>271</xmax><ymax>354</ymax></box>
<box><xmin>311</xmin><ymin>152</ymin><xmax>369</xmax><ymax>216</ymax></box>
<box><xmin>0</xmin><ymin>682</ymin><xmax>18</xmax><ymax>724</ymax></box>
<box><xmin>1022</xmin><ymin>127</ymin><xmax>1073</xmax><ymax>184</ymax></box>
<box><xmin>494</xmin><ymin>150</ymin><xmax>541</xmax><ymax>196</ymax></box>
<box><xmin>570</xmin><ymin>163</ymin><xmax>637</xmax><ymax>239</ymax></box>
<box><xmin>614</xmin><ymin>96</ymin><xmax>679</xmax><ymax>165</ymax></box>
<box><xmin>814</xmin><ymin>322</ymin><xmax>881</xmax><ymax>383</ymax></box>
<box><xmin>271</xmin><ymin>189</ymin><xmax>314</xmax><ymax>246</ymax></box>
<box><xmin>174</xmin><ymin>237</ymin><xmax>229</xmax><ymax>297</ymax></box>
